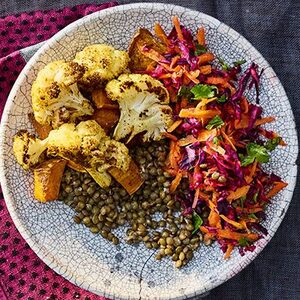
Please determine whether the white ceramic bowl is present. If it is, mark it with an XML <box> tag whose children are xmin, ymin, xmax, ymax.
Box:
<box><xmin>0</xmin><ymin>3</ymin><xmax>298</xmax><ymax>300</ymax></box>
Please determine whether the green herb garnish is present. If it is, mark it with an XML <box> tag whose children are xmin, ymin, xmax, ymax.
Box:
<box><xmin>178</xmin><ymin>85</ymin><xmax>193</xmax><ymax>99</ymax></box>
<box><xmin>206</xmin><ymin>115</ymin><xmax>224</xmax><ymax>130</ymax></box>
<box><xmin>240</xmin><ymin>143</ymin><xmax>270</xmax><ymax>167</ymax></box>
<box><xmin>253</xmin><ymin>192</ymin><xmax>259</xmax><ymax>203</ymax></box>
<box><xmin>233</xmin><ymin>59</ymin><xmax>246</xmax><ymax>67</ymax></box>
<box><xmin>195</xmin><ymin>44</ymin><xmax>207</xmax><ymax>56</ymax></box>
<box><xmin>213</xmin><ymin>136</ymin><xmax>219</xmax><ymax>144</ymax></box>
<box><xmin>217</xmin><ymin>95</ymin><xmax>227</xmax><ymax>103</ymax></box>
<box><xmin>238</xmin><ymin>237</ymin><xmax>250</xmax><ymax>247</ymax></box>
<box><xmin>248</xmin><ymin>213</ymin><xmax>258</xmax><ymax>220</ymax></box>
<box><xmin>192</xmin><ymin>211</ymin><xmax>203</xmax><ymax>234</ymax></box>
<box><xmin>191</xmin><ymin>84</ymin><xmax>218</xmax><ymax>100</ymax></box>
<box><xmin>240</xmin><ymin>195</ymin><xmax>247</xmax><ymax>208</ymax></box>
<box><xmin>265</xmin><ymin>137</ymin><xmax>282</xmax><ymax>151</ymax></box>
<box><xmin>219</xmin><ymin>58</ymin><xmax>230</xmax><ymax>71</ymax></box>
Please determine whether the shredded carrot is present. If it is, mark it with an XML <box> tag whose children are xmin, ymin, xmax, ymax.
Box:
<box><xmin>208</xmin><ymin>210</ymin><xmax>222</xmax><ymax>228</ymax></box>
<box><xmin>195</xmin><ymin>97</ymin><xmax>217</xmax><ymax>109</ymax></box>
<box><xmin>180</xmin><ymin>97</ymin><xmax>189</xmax><ymax>108</ymax></box>
<box><xmin>171</xmin><ymin>65</ymin><xmax>182</xmax><ymax>73</ymax></box>
<box><xmin>200</xmin><ymin>226</ymin><xmax>209</xmax><ymax>234</ymax></box>
<box><xmin>254</xmin><ymin>116</ymin><xmax>276</xmax><ymax>127</ymax></box>
<box><xmin>266</xmin><ymin>181</ymin><xmax>288</xmax><ymax>199</ymax></box>
<box><xmin>170</xmin><ymin>171</ymin><xmax>183</xmax><ymax>193</ymax></box>
<box><xmin>172</xmin><ymin>16</ymin><xmax>184</xmax><ymax>41</ymax></box>
<box><xmin>221</xmin><ymin>129</ymin><xmax>237</xmax><ymax>151</ymax></box>
<box><xmin>209</xmin><ymin>143</ymin><xmax>226</xmax><ymax>155</ymax></box>
<box><xmin>167</xmin><ymin>120</ymin><xmax>182</xmax><ymax>133</ymax></box>
<box><xmin>198</xmin><ymin>191</ymin><xmax>210</xmax><ymax>202</ymax></box>
<box><xmin>220</xmin><ymin>215</ymin><xmax>244</xmax><ymax>230</ymax></box>
<box><xmin>245</xmin><ymin>176</ymin><xmax>253</xmax><ymax>184</ymax></box>
<box><xmin>203</xmin><ymin>145</ymin><xmax>214</xmax><ymax>156</ymax></box>
<box><xmin>206</xmin><ymin>76</ymin><xmax>228</xmax><ymax>86</ymax></box>
<box><xmin>249</xmin><ymin>161</ymin><xmax>258</xmax><ymax>179</ymax></box>
<box><xmin>224</xmin><ymin>244</ymin><xmax>234</xmax><ymax>259</ymax></box>
<box><xmin>236</xmin><ymin>207</ymin><xmax>263</xmax><ymax>214</ymax></box>
<box><xmin>139</xmin><ymin>46</ymin><xmax>165</xmax><ymax>62</ymax></box>
<box><xmin>154</xmin><ymin>23</ymin><xmax>170</xmax><ymax>45</ymax></box>
<box><xmin>163</xmin><ymin>132</ymin><xmax>178</xmax><ymax>141</ymax></box>
<box><xmin>204</xmin><ymin>233</ymin><xmax>216</xmax><ymax>242</ymax></box>
<box><xmin>197</xmin><ymin>128</ymin><xmax>217</xmax><ymax>142</ymax></box>
<box><xmin>170</xmin><ymin>56</ymin><xmax>180</xmax><ymax>69</ymax></box>
<box><xmin>158</xmin><ymin>73</ymin><xmax>172</xmax><ymax>79</ymax></box>
<box><xmin>199</xmin><ymin>64</ymin><xmax>212</xmax><ymax>75</ymax></box>
<box><xmin>240</xmin><ymin>220</ymin><xmax>250</xmax><ymax>233</ymax></box>
<box><xmin>235</xmin><ymin>114</ymin><xmax>249</xmax><ymax>129</ymax></box>
<box><xmin>178</xmin><ymin>135</ymin><xmax>198</xmax><ymax>146</ymax></box>
<box><xmin>197</xmin><ymin>27</ymin><xmax>205</xmax><ymax>46</ymax></box>
<box><xmin>198</xmin><ymin>53</ymin><xmax>214</xmax><ymax>65</ymax></box>
<box><xmin>217</xmin><ymin>229</ymin><xmax>259</xmax><ymax>242</ymax></box>
<box><xmin>140</xmin><ymin>46</ymin><xmax>171</xmax><ymax>70</ymax></box>
<box><xmin>227</xmin><ymin>185</ymin><xmax>250</xmax><ymax>202</ymax></box>
<box><xmin>145</xmin><ymin>62</ymin><xmax>156</xmax><ymax>72</ymax></box>
<box><xmin>169</xmin><ymin>140</ymin><xmax>181</xmax><ymax>172</ymax></box>
<box><xmin>182</xmin><ymin>73</ymin><xmax>191</xmax><ymax>85</ymax></box>
<box><xmin>240</xmin><ymin>97</ymin><xmax>249</xmax><ymax>113</ymax></box>
<box><xmin>184</xmin><ymin>69</ymin><xmax>200</xmax><ymax>84</ymax></box>
<box><xmin>179</xmin><ymin>108</ymin><xmax>219</xmax><ymax>119</ymax></box>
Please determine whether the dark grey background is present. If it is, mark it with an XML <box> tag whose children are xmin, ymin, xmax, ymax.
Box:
<box><xmin>1</xmin><ymin>1</ymin><xmax>299</xmax><ymax>299</ymax></box>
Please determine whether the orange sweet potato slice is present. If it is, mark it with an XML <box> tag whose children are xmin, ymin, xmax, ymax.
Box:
<box><xmin>108</xmin><ymin>160</ymin><xmax>144</xmax><ymax>195</ymax></box>
<box><xmin>28</xmin><ymin>113</ymin><xmax>52</xmax><ymax>139</ymax></box>
<box><xmin>91</xmin><ymin>89</ymin><xmax>119</xmax><ymax>110</ymax></box>
<box><xmin>33</xmin><ymin>158</ymin><xmax>67</xmax><ymax>202</ymax></box>
<box><xmin>128</xmin><ymin>28</ymin><xmax>167</xmax><ymax>72</ymax></box>
<box><xmin>92</xmin><ymin>108</ymin><xmax>120</xmax><ymax>134</ymax></box>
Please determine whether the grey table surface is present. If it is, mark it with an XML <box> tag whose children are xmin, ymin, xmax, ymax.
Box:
<box><xmin>1</xmin><ymin>0</ymin><xmax>299</xmax><ymax>299</ymax></box>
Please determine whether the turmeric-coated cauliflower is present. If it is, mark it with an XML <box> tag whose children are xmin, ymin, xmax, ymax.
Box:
<box><xmin>73</xmin><ymin>44</ymin><xmax>129</xmax><ymax>91</ymax></box>
<box><xmin>105</xmin><ymin>74</ymin><xmax>173</xmax><ymax>142</ymax></box>
<box><xmin>31</xmin><ymin>61</ymin><xmax>94</xmax><ymax>128</ymax></box>
<box><xmin>13</xmin><ymin>120</ymin><xmax>131</xmax><ymax>188</ymax></box>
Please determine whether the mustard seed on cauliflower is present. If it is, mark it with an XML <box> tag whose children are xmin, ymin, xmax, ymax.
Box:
<box><xmin>31</xmin><ymin>61</ymin><xmax>94</xmax><ymax>128</ymax></box>
<box><xmin>73</xmin><ymin>44</ymin><xmax>129</xmax><ymax>91</ymax></box>
<box><xmin>105</xmin><ymin>74</ymin><xmax>173</xmax><ymax>142</ymax></box>
<box><xmin>13</xmin><ymin>120</ymin><xmax>131</xmax><ymax>188</ymax></box>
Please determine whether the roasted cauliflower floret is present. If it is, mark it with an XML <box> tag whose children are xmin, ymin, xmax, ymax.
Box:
<box><xmin>31</xmin><ymin>61</ymin><xmax>94</xmax><ymax>128</ymax></box>
<box><xmin>73</xmin><ymin>44</ymin><xmax>129</xmax><ymax>91</ymax></box>
<box><xmin>13</xmin><ymin>120</ymin><xmax>131</xmax><ymax>188</ymax></box>
<box><xmin>13</xmin><ymin>130</ymin><xmax>47</xmax><ymax>170</ymax></box>
<box><xmin>105</xmin><ymin>74</ymin><xmax>173</xmax><ymax>142</ymax></box>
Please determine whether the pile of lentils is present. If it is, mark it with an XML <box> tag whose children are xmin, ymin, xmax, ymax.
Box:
<box><xmin>59</xmin><ymin>141</ymin><xmax>210</xmax><ymax>268</ymax></box>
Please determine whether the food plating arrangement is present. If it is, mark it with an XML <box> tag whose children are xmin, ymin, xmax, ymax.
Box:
<box><xmin>13</xmin><ymin>17</ymin><xmax>287</xmax><ymax>268</ymax></box>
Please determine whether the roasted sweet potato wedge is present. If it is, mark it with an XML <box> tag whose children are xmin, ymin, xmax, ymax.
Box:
<box><xmin>28</xmin><ymin>113</ymin><xmax>52</xmax><ymax>139</ymax></box>
<box><xmin>91</xmin><ymin>89</ymin><xmax>119</xmax><ymax>110</ymax></box>
<box><xmin>92</xmin><ymin>108</ymin><xmax>120</xmax><ymax>134</ymax></box>
<box><xmin>33</xmin><ymin>158</ymin><xmax>67</xmax><ymax>202</ymax></box>
<box><xmin>128</xmin><ymin>28</ymin><xmax>167</xmax><ymax>72</ymax></box>
<box><xmin>108</xmin><ymin>160</ymin><xmax>144</xmax><ymax>195</ymax></box>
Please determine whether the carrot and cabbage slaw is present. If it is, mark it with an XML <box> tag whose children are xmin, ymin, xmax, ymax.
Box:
<box><xmin>140</xmin><ymin>17</ymin><xmax>287</xmax><ymax>258</ymax></box>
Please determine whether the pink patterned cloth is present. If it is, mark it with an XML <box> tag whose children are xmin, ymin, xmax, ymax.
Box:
<box><xmin>0</xmin><ymin>3</ymin><xmax>118</xmax><ymax>299</ymax></box>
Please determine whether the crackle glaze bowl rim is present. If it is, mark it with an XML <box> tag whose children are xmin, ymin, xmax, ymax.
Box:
<box><xmin>0</xmin><ymin>3</ymin><xmax>298</xmax><ymax>300</ymax></box>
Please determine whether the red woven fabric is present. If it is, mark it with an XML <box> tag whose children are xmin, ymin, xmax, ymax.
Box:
<box><xmin>0</xmin><ymin>3</ymin><xmax>118</xmax><ymax>299</ymax></box>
